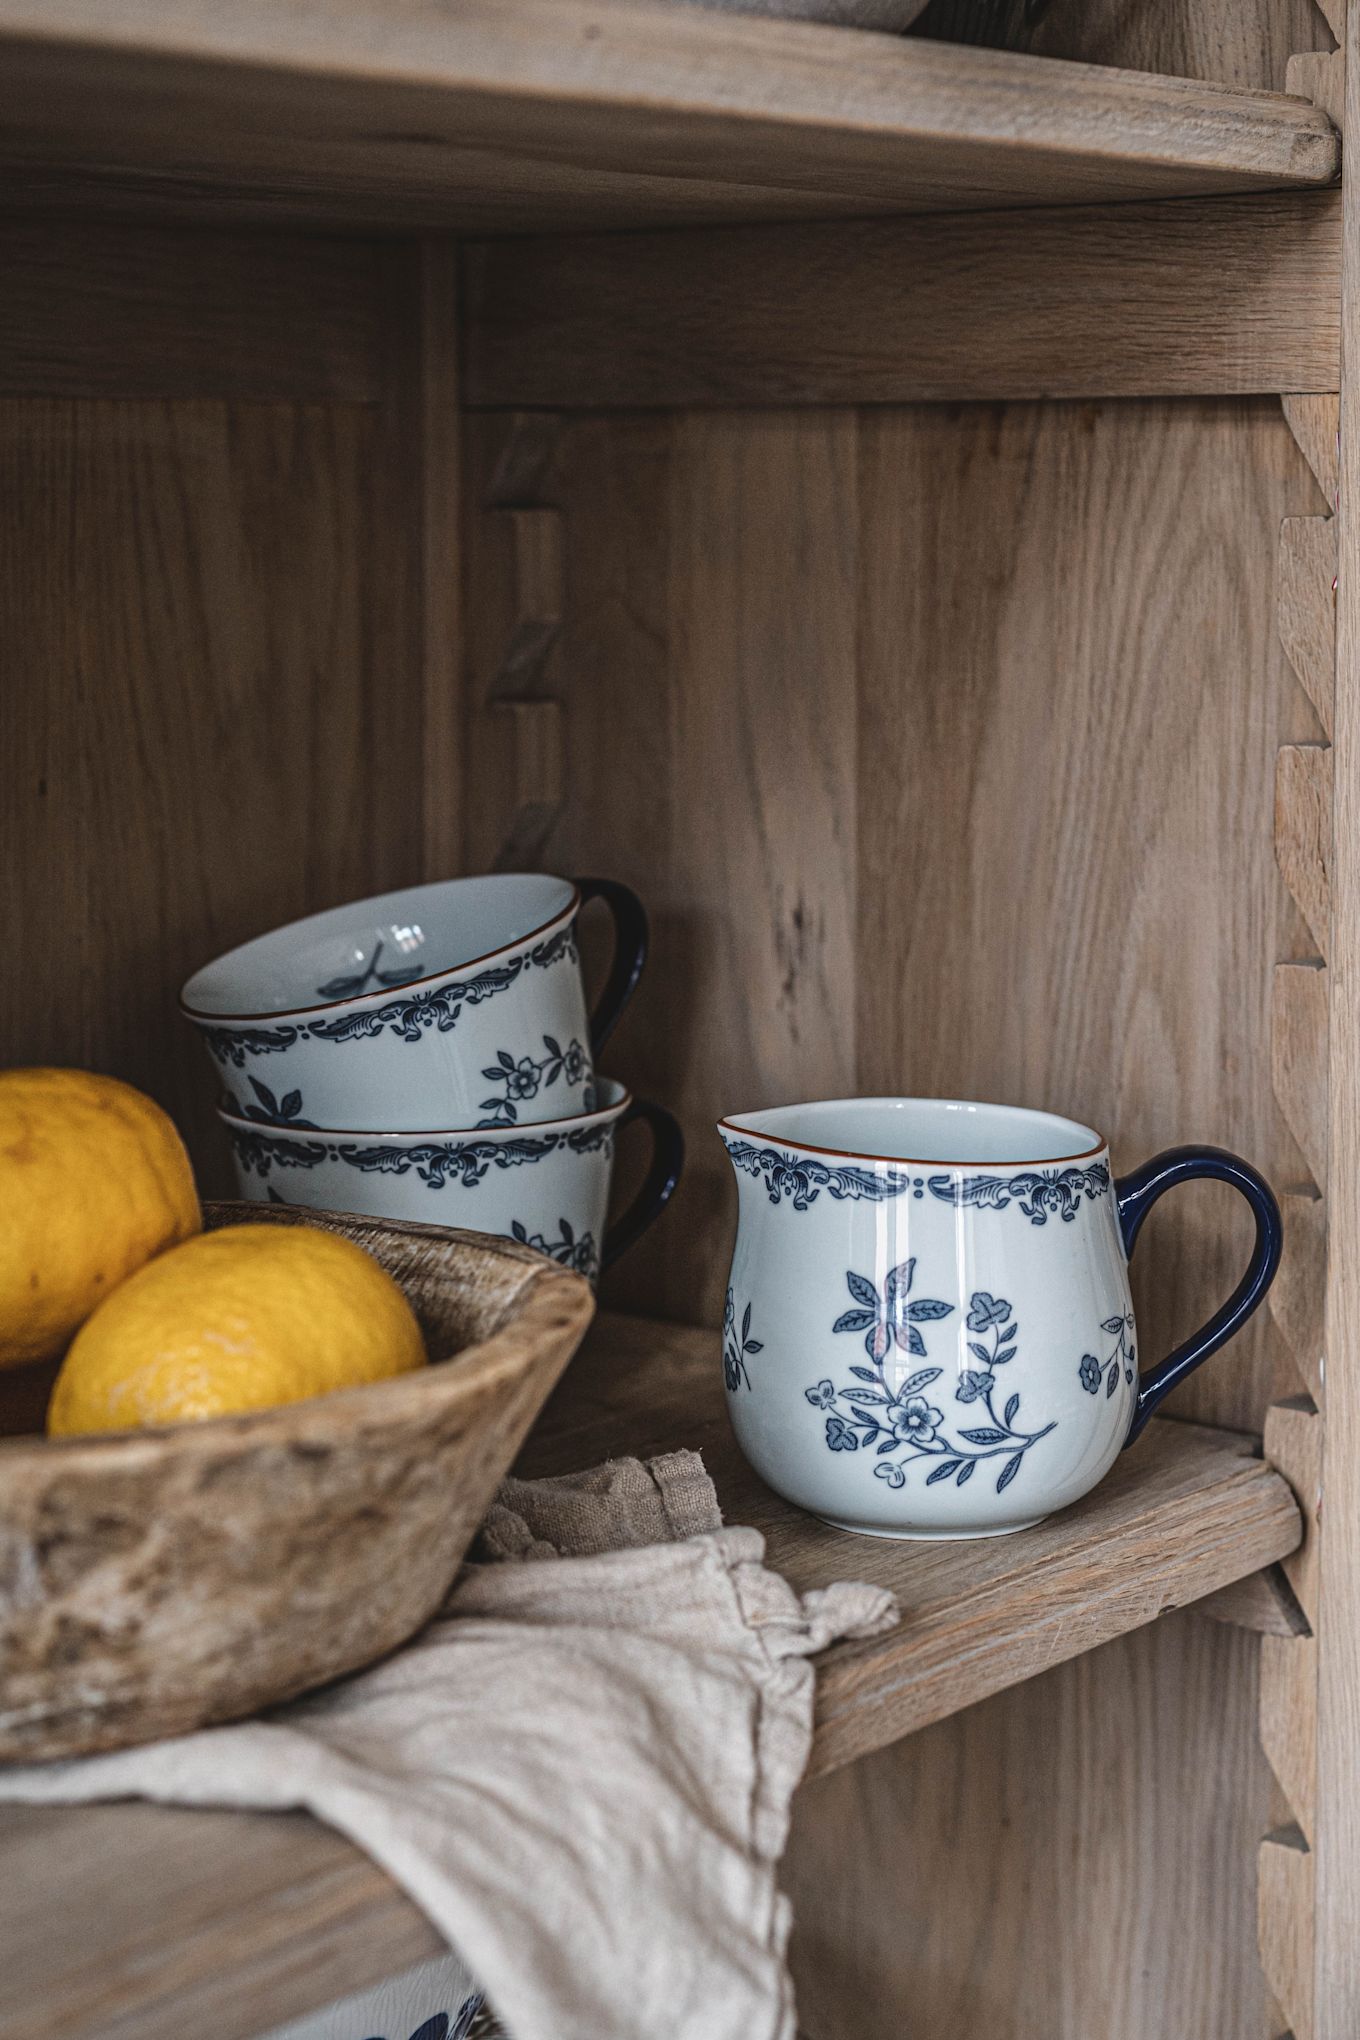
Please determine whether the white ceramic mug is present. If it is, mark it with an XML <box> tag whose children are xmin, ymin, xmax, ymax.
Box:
<box><xmin>718</xmin><ymin>1097</ymin><xmax>1280</xmax><ymax>1538</ymax></box>
<box><xmin>182</xmin><ymin>874</ymin><xmax>647</xmax><ymax>1133</ymax></box>
<box><xmin>220</xmin><ymin>1079</ymin><xmax>683</xmax><ymax>1287</ymax></box>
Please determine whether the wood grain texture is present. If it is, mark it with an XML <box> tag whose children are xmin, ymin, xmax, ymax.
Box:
<box><xmin>0</xmin><ymin>1207</ymin><xmax>593</xmax><ymax>1762</ymax></box>
<box><xmin>1261</xmin><ymin>1827</ymin><xmax>1316</xmax><ymax>2040</ymax></box>
<box><xmin>0</xmin><ymin>219</ymin><xmax>384</xmax><ymax>404</ymax></box>
<box><xmin>856</xmin><ymin>398</ymin><xmax>1316</xmax><ymax>1435</ymax></box>
<box><xmin>1016</xmin><ymin>0</ymin><xmax>1333</xmax><ymax>88</ymax></box>
<box><xmin>1261</xmin><ymin>1633</ymin><xmax>1318</xmax><ymax>1842</ymax></box>
<box><xmin>411</xmin><ymin>242</ymin><xmax>464</xmax><ymax>883</ymax></box>
<box><xmin>1267</xmin><ymin>1397</ymin><xmax>1323</xmax><ymax>1627</ymax></box>
<box><xmin>465</xmin><ymin>192</ymin><xmax>1343</xmax><ymax>412</ymax></box>
<box><xmin>0</xmin><ymin>1800</ymin><xmax>444</xmax><ymax>2040</ymax></box>
<box><xmin>1197</xmin><ymin>1564</ymin><xmax>1309</xmax><ymax>1636</ymax></box>
<box><xmin>790</xmin><ymin>1615</ymin><xmax>1272</xmax><ymax>2040</ymax></box>
<box><xmin>1316</xmin><ymin>7</ymin><xmax>1360</xmax><ymax>2025</ymax></box>
<box><xmin>0</xmin><ymin>235</ymin><xmax>439</xmax><ymax>1196</ymax></box>
<box><xmin>1276</xmin><ymin>742</ymin><xmax>1334</xmax><ymax>956</ymax></box>
<box><xmin>1273</xmin><ymin>962</ymin><xmax>1331</xmax><ymax>1188</ymax></box>
<box><xmin>0</xmin><ymin>2</ymin><xmax>1339</xmax><ymax>235</ymax></box>
<box><xmin>1283</xmin><ymin>393</ymin><xmax>1341</xmax><ymax>506</ymax></box>
<box><xmin>1289</xmin><ymin>46</ymin><xmax>1348</xmax><ymax>129</ymax></box>
<box><xmin>1271</xmin><ymin>1193</ymin><xmax>1328</xmax><ymax>1405</ymax></box>
<box><xmin>1279</xmin><ymin>513</ymin><xmax>1340</xmax><ymax>734</ymax></box>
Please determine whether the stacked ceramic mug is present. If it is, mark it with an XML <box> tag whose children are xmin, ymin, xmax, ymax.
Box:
<box><xmin>182</xmin><ymin>875</ymin><xmax>682</xmax><ymax>1286</ymax></box>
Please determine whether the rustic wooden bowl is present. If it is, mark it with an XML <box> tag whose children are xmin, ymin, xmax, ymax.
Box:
<box><xmin>0</xmin><ymin>1201</ymin><xmax>595</xmax><ymax>1763</ymax></box>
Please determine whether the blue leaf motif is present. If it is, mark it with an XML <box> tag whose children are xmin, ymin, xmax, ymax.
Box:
<box><xmin>1005</xmin><ymin>1393</ymin><xmax>1020</xmax><ymax>1425</ymax></box>
<box><xmin>874</xmin><ymin>1462</ymin><xmax>907</xmax><ymax>1488</ymax></box>
<box><xmin>901</xmin><ymin>1326</ymin><xmax>927</xmax><ymax>1357</ymax></box>
<box><xmin>883</xmin><ymin>1258</ymin><xmax>915</xmax><ymax>1310</ymax></box>
<box><xmin>846</xmin><ymin>1271</ymin><xmax>879</xmax><ymax>1310</ymax></box>
<box><xmin>907</xmin><ymin>1298</ymin><xmax>953</xmax><ymax>1321</ymax></box>
<box><xmin>833</xmin><ymin>1308</ymin><xmax>877</xmax><ymax>1333</ymax></box>
<box><xmin>895</xmin><ymin>1367</ymin><xmax>942</xmax><ymax>1396</ymax></box>
<box><xmin>960</xmin><ymin>1427</ymin><xmax>1009</xmax><ymax>1445</ymax></box>
<box><xmin>926</xmin><ymin>1459</ymin><xmax>961</xmax><ymax>1485</ymax></box>
<box><xmin>997</xmin><ymin>1452</ymin><xmax>1025</xmax><ymax>1493</ymax></box>
<box><xmin>826</xmin><ymin>1416</ymin><xmax>859</xmax><ymax>1452</ymax></box>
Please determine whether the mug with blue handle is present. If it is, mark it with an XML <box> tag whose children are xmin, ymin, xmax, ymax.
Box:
<box><xmin>718</xmin><ymin>1097</ymin><xmax>1281</xmax><ymax>1539</ymax></box>
<box><xmin>222</xmin><ymin>1079</ymin><xmax>683</xmax><ymax>1290</ymax></box>
<box><xmin>182</xmin><ymin>873</ymin><xmax>648</xmax><ymax>1133</ymax></box>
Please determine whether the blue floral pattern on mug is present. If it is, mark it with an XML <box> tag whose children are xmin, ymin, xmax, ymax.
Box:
<box><xmin>722</xmin><ymin>1289</ymin><xmax>764</xmax><ymax>1392</ymax></box>
<box><xmin>362</xmin><ymin>1994</ymin><xmax>491</xmax><ymax>2040</ymax></box>
<box><xmin>305</xmin><ymin>923</ymin><xmax>578</xmax><ymax>1046</ymax></box>
<box><xmin>477</xmin><ymin>1034</ymin><xmax>591</xmax><ymax>1127</ymax></box>
<box><xmin>806</xmin><ymin>1264</ymin><xmax>1057</xmax><ymax>1495</ymax></box>
<box><xmin>227</xmin><ymin>1119</ymin><xmax>615</xmax><ymax>1189</ymax></box>
<box><xmin>1079</xmin><ymin>1311</ymin><xmax>1136</xmax><ymax>1398</ymax></box>
<box><xmin>510</xmin><ymin>1216</ymin><xmax>599</xmax><ymax>1281</ymax></box>
<box><xmin>724</xmin><ymin>1139</ymin><xmax>912</xmax><ymax>1211</ymax></box>
<box><xmin>231</xmin><ymin>1076</ymin><xmax>319</xmax><ymax>1128</ymax></box>
<box><xmin>927</xmin><ymin>1162</ymin><xmax>1110</xmax><ymax>1225</ymax></box>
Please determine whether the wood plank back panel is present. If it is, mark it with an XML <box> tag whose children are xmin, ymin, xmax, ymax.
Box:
<box><xmin>0</xmin><ymin>230</ymin><xmax>437</xmax><ymax>1201</ymax></box>
<box><xmin>0</xmin><ymin>220</ymin><xmax>385</xmax><ymax>403</ymax></box>
<box><xmin>464</xmin><ymin>192</ymin><xmax>1342</xmax><ymax>413</ymax></box>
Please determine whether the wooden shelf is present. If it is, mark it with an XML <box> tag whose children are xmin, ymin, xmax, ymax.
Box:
<box><xmin>0</xmin><ymin>0</ymin><xmax>1340</xmax><ymax>234</ymax></box>
<box><xmin>522</xmin><ymin>1314</ymin><xmax>1302</xmax><ymax>1769</ymax></box>
<box><xmin>0</xmin><ymin>1310</ymin><xmax>1300</xmax><ymax>2040</ymax></box>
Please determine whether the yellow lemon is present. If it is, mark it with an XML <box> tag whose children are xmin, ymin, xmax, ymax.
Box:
<box><xmin>0</xmin><ymin>1067</ymin><xmax>200</xmax><ymax>1369</ymax></box>
<box><xmin>47</xmin><ymin>1223</ymin><xmax>426</xmax><ymax>1436</ymax></box>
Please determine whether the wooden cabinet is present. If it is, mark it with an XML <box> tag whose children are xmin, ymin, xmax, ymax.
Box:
<box><xmin>0</xmin><ymin>2</ymin><xmax>1352</xmax><ymax>2034</ymax></box>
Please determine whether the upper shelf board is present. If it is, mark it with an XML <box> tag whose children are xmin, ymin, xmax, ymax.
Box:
<box><xmin>0</xmin><ymin>0</ymin><xmax>1341</xmax><ymax>233</ymax></box>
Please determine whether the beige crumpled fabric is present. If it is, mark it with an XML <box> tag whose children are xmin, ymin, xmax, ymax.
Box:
<box><xmin>0</xmin><ymin>1450</ymin><xmax>896</xmax><ymax>2040</ymax></box>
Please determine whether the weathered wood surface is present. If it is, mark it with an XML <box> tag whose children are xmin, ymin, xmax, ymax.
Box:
<box><xmin>465</xmin><ymin>192</ymin><xmax>1343</xmax><ymax>412</ymax></box>
<box><xmin>1260</xmin><ymin>1826</ymin><xmax>1316</xmax><ymax>2040</ymax></box>
<box><xmin>0</xmin><ymin>1207</ymin><xmax>593</xmax><ymax>1762</ymax></box>
<box><xmin>1279</xmin><ymin>512</ymin><xmax>1340</xmax><ymax>735</ymax></box>
<box><xmin>1316</xmin><ymin>8</ymin><xmax>1360</xmax><ymax>2028</ymax></box>
<box><xmin>1277</xmin><ymin>743</ymin><xmax>1334</xmax><ymax>957</ymax></box>
<box><xmin>1273</xmin><ymin>962</ymin><xmax>1331</xmax><ymax>1189</ymax></box>
<box><xmin>0</xmin><ymin>1308</ymin><xmax>1299</xmax><ymax>2040</ymax></box>
<box><xmin>0</xmin><ymin>1</ymin><xmax>1339</xmax><ymax>233</ymax></box>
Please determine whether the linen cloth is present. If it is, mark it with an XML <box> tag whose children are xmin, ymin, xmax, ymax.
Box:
<box><xmin>0</xmin><ymin>1450</ymin><xmax>896</xmax><ymax>2040</ymax></box>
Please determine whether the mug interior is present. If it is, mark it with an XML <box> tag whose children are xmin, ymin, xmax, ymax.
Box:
<box><xmin>720</xmin><ymin>1097</ymin><xmax>1103</xmax><ymax>1166</ymax></box>
<box><xmin>183</xmin><ymin>874</ymin><xmax>577</xmax><ymax>1019</ymax></box>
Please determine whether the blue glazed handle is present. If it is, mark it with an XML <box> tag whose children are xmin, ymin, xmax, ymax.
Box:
<box><xmin>603</xmin><ymin>1099</ymin><xmax>685</xmax><ymax>1271</ymax></box>
<box><xmin>1115</xmin><ymin>1145</ymin><xmax>1282</xmax><ymax>1446</ymax></box>
<box><xmin>574</xmin><ymin>877</ymin><xmax>649</xmax><ymax>1054</ymax></box>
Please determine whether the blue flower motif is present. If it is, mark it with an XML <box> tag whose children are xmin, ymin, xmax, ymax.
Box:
<box><xmin>825</xmin><ymin>1415</ymin><xmax>859</xmax><ymax>1451</ymax></box>
<box><xmin>1079</xmin><ymin>1352</ymin><xmax>1102</xmax><ymax>1394</ymax></box>
<box><xmin>563</xmin><ymin>1040</ymin><xmax>586</xmax><ymax>1083</ymax></box>
<box><xmin>724</xmin><ymin>1289</ymin><xmax>736</xmax><ymax>1335</ymax></box>
<box><xmin>967</xmin><ymin>1292</ymin><xmax>1011</xmax><ymax>1333</ymax></box>
<box><xmin>874</xmin><ymin>1461</ymin><xmax>907</xmax><ymax>1490</ymax></box>
<box><xmin>888</xmin><ymin>1394</ymin><xmax>942</xmax><ymax>1446</ymax></box>
<box><xmin>506</xmin><ymin>1057</ymin><xmax>541</xmax><ymax>1100</ymax></box>
<box><xmin>956</xmin><ymin>1368</ymin><xmax>994</xmax><ymax>1404</ymax></box>
<box><xmin>805</xmin><ymin>1379</ymin><xmax>836</xmax><ymax>1409</ymax></box>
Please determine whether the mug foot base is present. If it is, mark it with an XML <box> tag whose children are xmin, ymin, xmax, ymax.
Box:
<box><xmin>817</xmin><ymin>1513</ymin><xmax>1047</xmax><ymax>1541</ymax></box>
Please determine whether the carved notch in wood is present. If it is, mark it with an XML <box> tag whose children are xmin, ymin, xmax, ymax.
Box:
<box><xmin>478</xmin><ymin>413</ymin><xmax>568</xmax><ymax>870</ymax></box>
